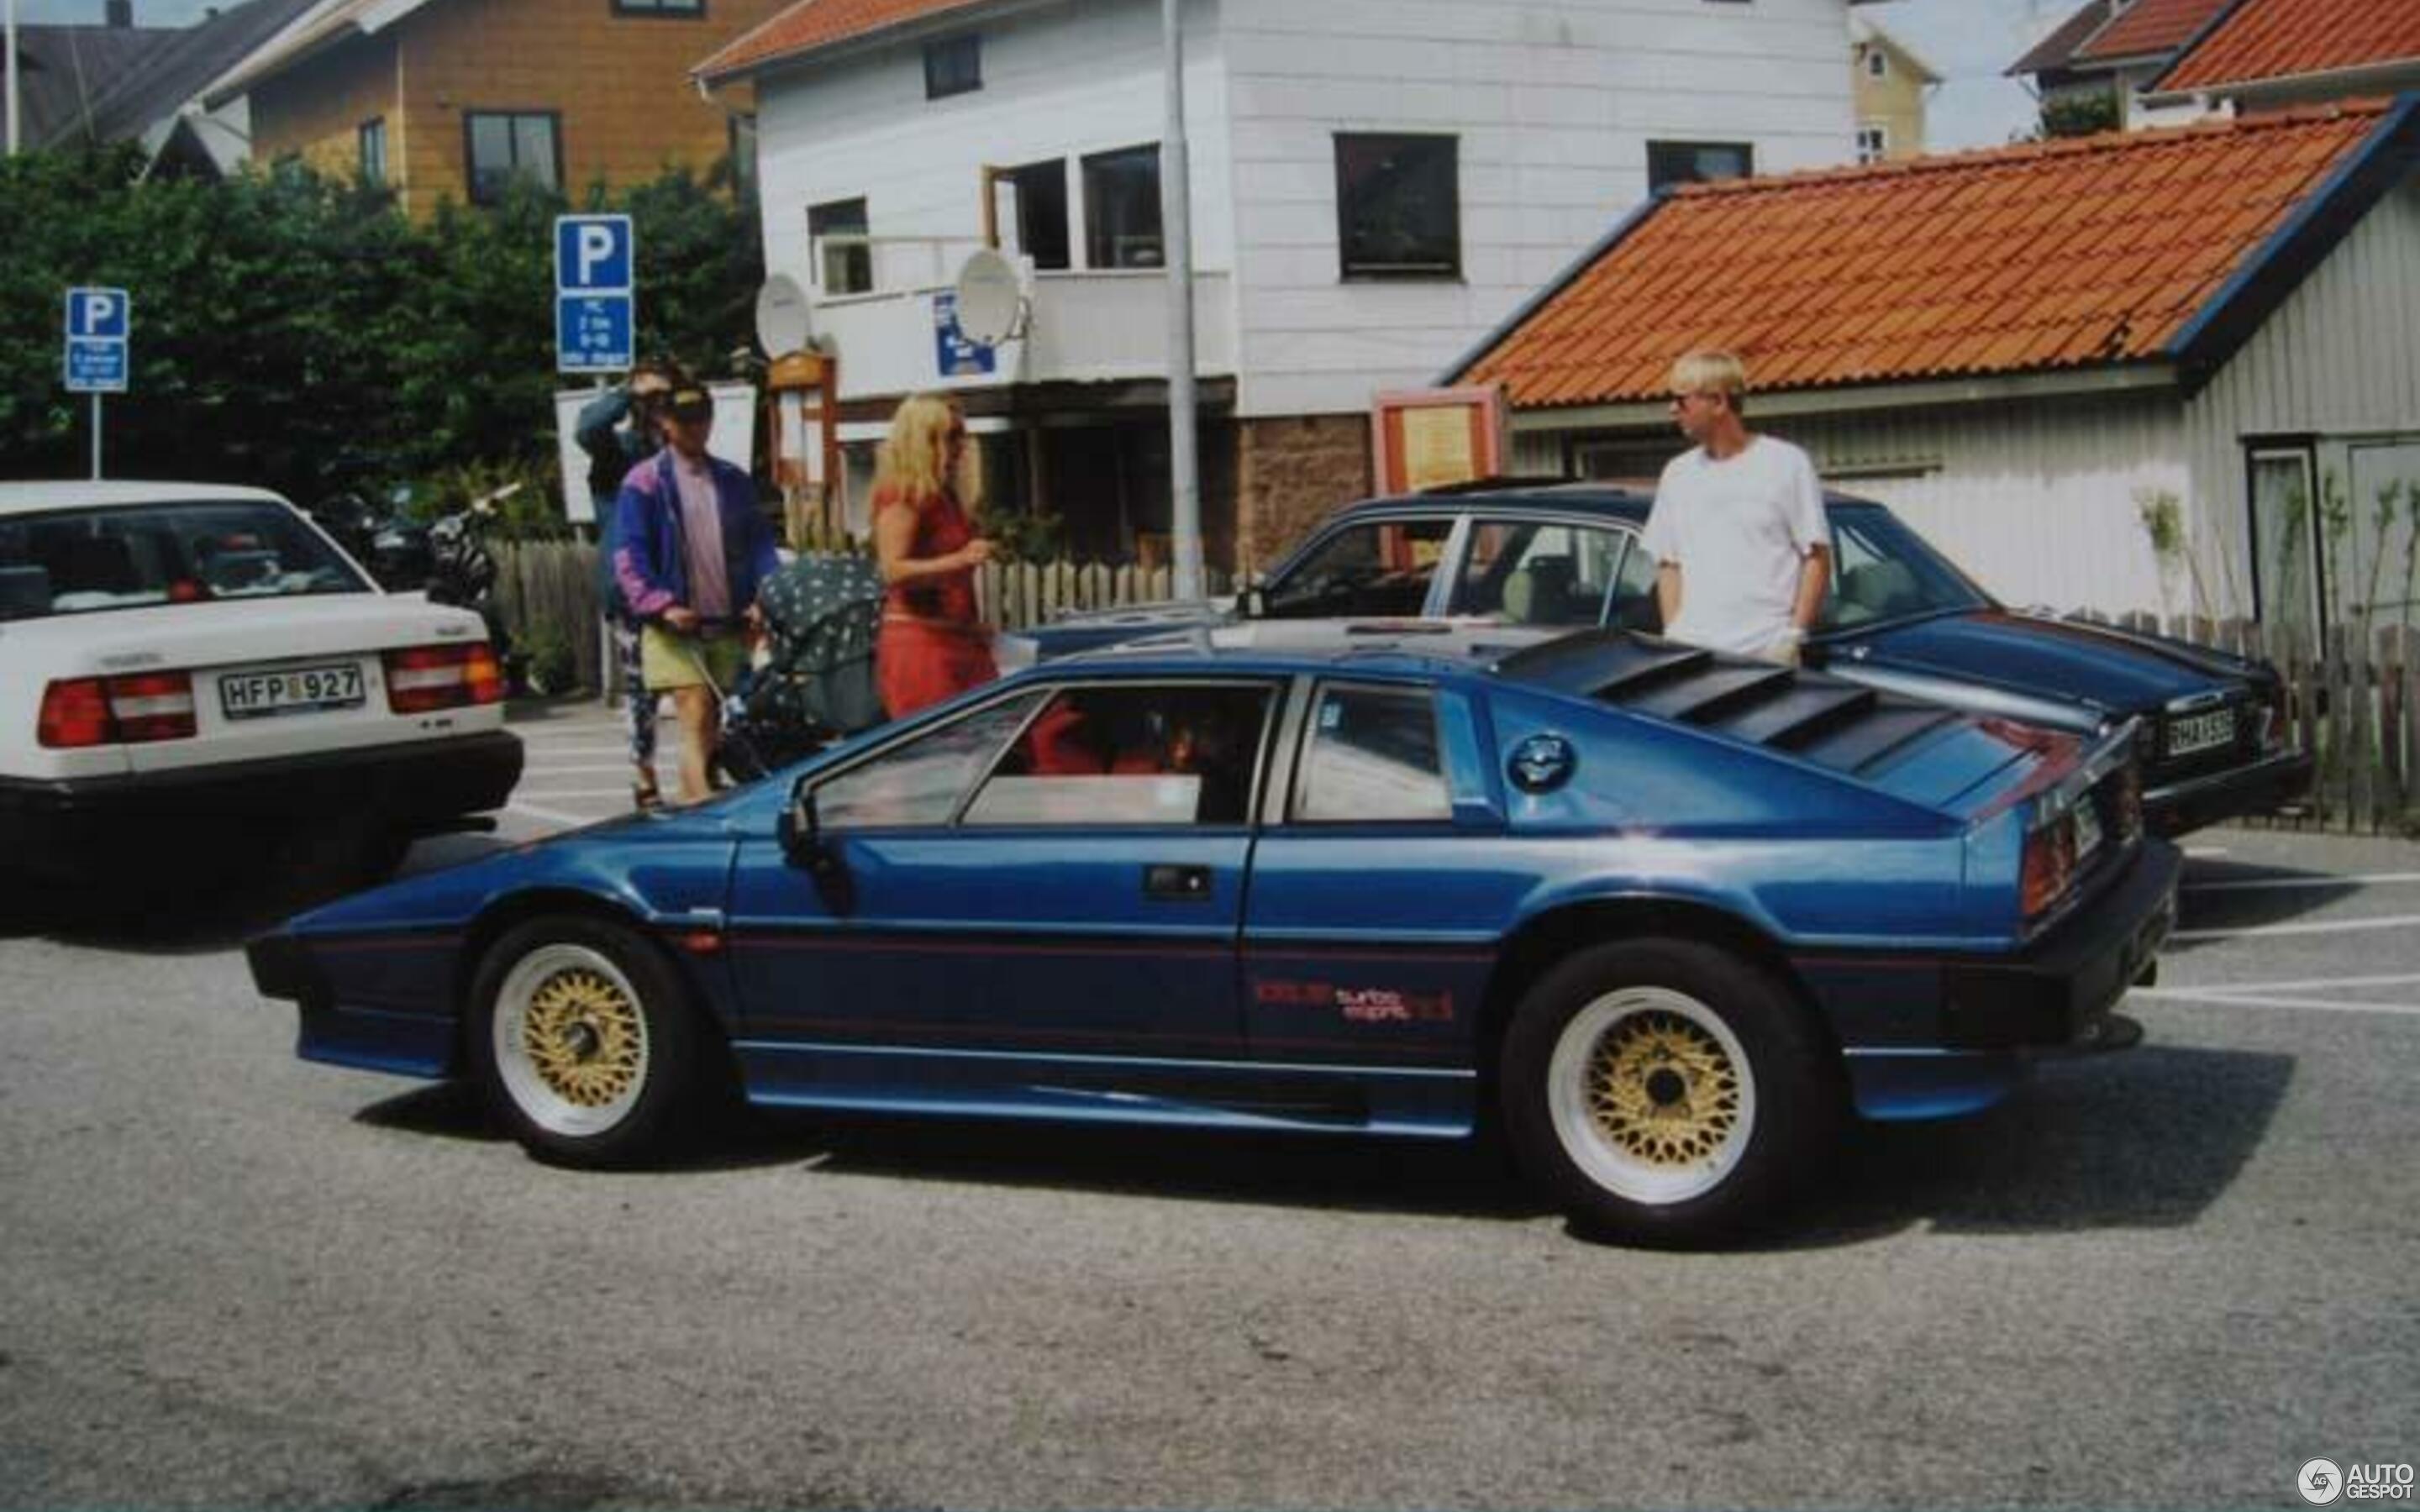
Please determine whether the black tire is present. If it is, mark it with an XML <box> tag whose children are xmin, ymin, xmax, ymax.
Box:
<box><xmin>1499</xmin><ymin>937</ymin><xmax>1842</xmax><ymax>1247</ymax></box>
<box><xmin>469</xmin><ymin>915</ymin><xmax>718</xmax><ymax>1168</ymax></box>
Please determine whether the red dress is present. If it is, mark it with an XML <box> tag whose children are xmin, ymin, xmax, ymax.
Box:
<box><xmin>875</xmin><ymin>485</ymin><xmax>998</xmax><ymax>718</ymax></box>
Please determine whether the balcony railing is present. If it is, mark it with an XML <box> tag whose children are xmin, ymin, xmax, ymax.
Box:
<box><xmin>805</xmin><ymin>235</ymin><xmax>1234</xmax><ymax>400</ymax></box>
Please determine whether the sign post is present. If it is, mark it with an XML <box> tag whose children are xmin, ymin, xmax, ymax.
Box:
<box><xmin>64</xmin><ymin>286</ymin><xmax>129</xmax><ymax>480</ymax></box>
<box><xmin>554</xmin><ymin>214</ymin><xmax>634</xmax><ymax>374</ymax></box>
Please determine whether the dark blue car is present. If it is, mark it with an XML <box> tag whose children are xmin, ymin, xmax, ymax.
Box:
<box><xmin>250</xmin><ymin>625</ymin><xmax>2176</xmax><ymax>1246</ymax></box>
<box><xmin>998</xmin><ymin>483</ymin><xmax>2313</xmax><ymax>835</ymax></box>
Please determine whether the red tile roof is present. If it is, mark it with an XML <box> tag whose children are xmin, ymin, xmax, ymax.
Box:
<box><xmin>2074</xmin><ymin>0</ymin><xmax>2234</xmax><ymax>61</ymax></box>
<box><xmin>2158</xmin><ymin>0</ymin><xmax>2420</xmax><ymax>91</ymax></box>
<box><xmin>698</xmin><ymin>0</ymin><xmax>988</xmax><ymax>81</ymax></box>
<box><xmin>1453</xmin><ymin>102</ymin><xmax>2402</xmax><ymax>408</ymax></box>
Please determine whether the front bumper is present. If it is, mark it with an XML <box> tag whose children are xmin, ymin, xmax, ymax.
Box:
<box><xmin>2146</xmin><ymin>746</ymin><xmax>2314</xmax><ymax>835</ymax></box>
<box><xmin>0</xmin><ymin>729</ymin><xmax>521</xmax><ymax>879</ymax></box>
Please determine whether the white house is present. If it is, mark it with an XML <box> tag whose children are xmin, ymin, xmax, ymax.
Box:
<box><xmin>697</xmin><ymin>0</ymin><xmax>1869</xmax><ymax>567</ymax></box>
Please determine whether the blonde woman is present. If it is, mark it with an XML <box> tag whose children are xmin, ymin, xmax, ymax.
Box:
<box><xmin>871</xmin><ymin>393</ymin><xmax>998</xmax><ymax>717</ymax></box>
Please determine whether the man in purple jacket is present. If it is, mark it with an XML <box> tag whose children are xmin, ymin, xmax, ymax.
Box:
<box><xmin>613</xmin><ymin>384</ymin><xmax>781</xmax><ymax>805</ymax></box>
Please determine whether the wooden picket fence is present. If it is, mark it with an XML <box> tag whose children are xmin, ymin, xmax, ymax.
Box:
<box><xmin>492</xmin><ymin>543</ymin><xmax>1233</xmax><ymax>699</ymax></box>
<box><xmin>2080</xmin><ymin>612</ymin><xmax>2420</xmax><ymax>837</ymax></box>
<box><xmin>493</xmin><ymin>543</ymin><xmax>2418</xmax><ymax>835</ymax></box>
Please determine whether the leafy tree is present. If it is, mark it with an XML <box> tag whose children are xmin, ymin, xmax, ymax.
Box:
<box><xmin>2036</xmin><ymin>91</ymin><xmax>2121</xmax><ymax>140</ymax></box>
<box><xmin>0</xmin><ymin>150</ymin><xmax>761</xmax><ymax>521</ymax></box>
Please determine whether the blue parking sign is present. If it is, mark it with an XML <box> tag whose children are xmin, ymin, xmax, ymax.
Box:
<box><xmin>555</xmin><ymin>216</ymin><xmax>634</xmax><ymax>372</ymax></box>
<box><xmin>555</xmin><ymin>215</ymin><xmax>633</xmax><ymax>291</ymax></box>
<box><xmin>64</xmin><ymin>287</ymin><xmax>130</xmax><ymax>394</ymax></box>
<box><xmin>66</xmin><ymin>287</ymin><xmax>129</xmax><ymax>339</ymax></box>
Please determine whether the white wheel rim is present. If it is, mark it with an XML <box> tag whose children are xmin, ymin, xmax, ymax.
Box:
<box><xmin>1546</xmin><ymin>986</ymin><xmax>1756</xmax><ymax>1206</ymax></box>
<box><xmin>492</xmin><ymin>943</ymin><xmax>650</xmax><ymax>1138</ymax></box>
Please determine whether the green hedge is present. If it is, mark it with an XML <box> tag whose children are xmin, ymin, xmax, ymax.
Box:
<box><xmin>0</xmin><ymin>146</ymin><xmax>760</xmax><ymax>516</ymax></box>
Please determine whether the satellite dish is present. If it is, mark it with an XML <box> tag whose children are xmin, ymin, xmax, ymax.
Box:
<box><xmin>755</xmin><ymin>274</ymin><xmax>812</xmax><ymax>356</ymax></box>
<box><xmin>953</xmin><ymin>247</ymin><xmax>1025</xmax><ymax>346</ymax></box>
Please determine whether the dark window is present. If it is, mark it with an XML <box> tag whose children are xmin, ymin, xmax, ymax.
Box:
<box><xmin>463</xmin><ymin>111</ymin><xmax>561</xmax><ymax>204</ymax></box>
<box><xmin>924</xmin><ymin>34</ymin><xmax>981</xmax><ymax>98</ymax></box>
<box><xmin>1082</xmin><ymin>144</ymin><xmax>1162</xmax><ymax>269</ymax></box>
<box><xmin>614</xmin><ymin>0</ymin><xmax>702</xmax><ymax>13</ymax></box>
<box><xmin>357</xmin><ymin>117</ymin><xmax>387</xmax><ymax>185</ymax></box>
<box><xmin>809</xmin><ymin>197</ymin><xmax>871</xmax><ymax>295</ymax></box>
<box><xmin>1293</xmin><ymin>684</ymin><xmax>1451</xmax><ymax>824</ymax></box>
<box><xmin>1647</xmin><ymin>139</ymin><xmax>1753</xmax><ymax>194</ymax></box>
<box><xmin>726</xmin><ymin>113</ymin><xmax>757</xmax><ymax>193</ymax></box>
<box><xmin>967</xmin><ymin>683</ymin><xmax>1275</xmax><ymax>827</ymax></box>
<box><xmin>999</xmin><ymin>158</ymin><xmax>1070</xmax><ymax>270</ymax></box>
<box><xmin>1263</xmin><ymin>517</ymin><xmax>1457</xmax><ymax>619</ymax></box>
<box><xmin>1335</xmin><ymin>134</ymin><xmax>1460</xmax><ymax>280</ymax></box>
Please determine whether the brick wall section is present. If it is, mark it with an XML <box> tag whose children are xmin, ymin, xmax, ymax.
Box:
<box><xmin>1235</xmin><ymin>414</ymin><xmax>1373</xmax><ymax>575</ymax></box>
<box><xmin>249</xmin><ymin>0</ymin><xmax>782</xmax><ymax>217</ymax></box>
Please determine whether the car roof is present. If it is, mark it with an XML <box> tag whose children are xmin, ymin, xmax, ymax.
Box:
<box><xmin>1073</xmin><ymin>619</ymin><xmax>1568</xmax><ymax>679</ymax></box>
<box><xmin>1332</xmin><ymin>479</ymin><xmax>1885</xmax><ymax>522</ymax></box>
<box><xmin>0</xmin><ymin>480</ymin><xmax>292</xmax><ymax>517</ymax></box>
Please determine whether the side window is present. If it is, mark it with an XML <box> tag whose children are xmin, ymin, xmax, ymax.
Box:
<box><xmin>1294</xmin><ymin>684</ymin><xmax>1450</xmax><ymax>824</ymax></box>
<box><xmin>964</xmin><ymin>682</ymin><xmax>1273</xmax><ymax>826</ymax></box>
<box><xmin>1453</xmin><ymin>520</ymin><xmax>1624</xmax><ymax>625</ymax></box>
<box><xmin>1609</xmin><ymin>531</ymin><xmax>1662</xmax><ymax>632</ymax></box>
<box><xmin>1827</xmin><ymin>517</ymin><xmax>1907</xmax><ymax>627</ymax></box>
<box><xmin>1262</xmin><ymin>518</ymin><xmax>1456</xmax><ymax>619</ymax></box>
<box><xmin>815</xmin><ymin>692</ymin><xmax>1044</xmax><ymax>827</ymax></box>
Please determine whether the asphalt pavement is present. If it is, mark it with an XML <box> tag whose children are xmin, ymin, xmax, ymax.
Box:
<box><xmin>2</xmin><ymin>699</ymin><xmax>2415</xmax><ymax>1509</ymax></box>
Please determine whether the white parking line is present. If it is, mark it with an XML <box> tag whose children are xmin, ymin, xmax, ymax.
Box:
<box><xmin>2183</xmin><ymin>872</ymin><xmax>2420</xmax><ymax>893</ymax></box>
<box><xmin>2170</xmin><ymin>913</ymin><xmax>2420</xmax><ymax>942</ymax></box>
<box><xmin>513</xmin><ymin>789</ymin><xmax>644</xmax><ymax>801</ymax></box>
<box><xmin>2131</xmin><ymin>987</ymin><xmax>2420</xmax><ymax>1017</ymax></box>
<box><xmin>504</xmin><ymin>801</ymin><xmax>597</xmax><ymax>828</ymax></box>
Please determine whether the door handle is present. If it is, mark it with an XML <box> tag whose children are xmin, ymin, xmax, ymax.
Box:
<box><xmin>1144</xmin><ymin>864</ymin><xmax>1213</xmax><ymax>901</ymax></box>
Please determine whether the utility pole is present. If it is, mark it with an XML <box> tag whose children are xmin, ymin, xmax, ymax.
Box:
<box><xmin>6</xmin><ymin>0</ymin><xmax>22</xmax><ymax>157</ymax></box>
<box><xmin>1160</xmin><ymin>0</ymin><xmax>1202</xmax><ymax>600</ymax></box>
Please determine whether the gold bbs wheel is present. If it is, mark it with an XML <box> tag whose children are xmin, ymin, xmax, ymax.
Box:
<box><xmin>492</xmin><ymin>943</ymin><xmax>652</xmax><ymax>1139</ymax></box>
<box><xmin>1545</xmin><ymin>986</ymin><xmax>1758</xmax><ymax>1206</ymax></box>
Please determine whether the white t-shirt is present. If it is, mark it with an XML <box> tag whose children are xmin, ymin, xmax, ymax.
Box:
<box><xmin>1639</xmin><ymin>435</ymin><xmax>1830</xmax><ymax>655</ymax></box>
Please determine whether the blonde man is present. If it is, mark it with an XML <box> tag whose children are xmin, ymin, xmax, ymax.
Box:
<box><xmin>1639</xmin><ymin>350</ymin><xmax>1831</xmax><ymax>665</ymax></box>
<box><xmin>871</xmin><ymin>394</ymin><xmax>998</xmax><ymax>717</ymax></box>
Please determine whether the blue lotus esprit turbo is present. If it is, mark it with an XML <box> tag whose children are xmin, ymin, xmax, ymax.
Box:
<box><xmin>249</xmin><ymin>624</ymin><xmax>2178</xmax><ymax>1245</ymax></box>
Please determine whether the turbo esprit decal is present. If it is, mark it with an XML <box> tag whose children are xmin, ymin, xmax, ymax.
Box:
<box><xmin>1255</xmin><ymin>979</ymin><xmax>1455</xmax><ymax>1024</ymax></box>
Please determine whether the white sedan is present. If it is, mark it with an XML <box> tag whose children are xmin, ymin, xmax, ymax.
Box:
<box><xmin>0</xmin><ymin>480</ymin><xmax>521</xmax><ymax>890</ymax></box>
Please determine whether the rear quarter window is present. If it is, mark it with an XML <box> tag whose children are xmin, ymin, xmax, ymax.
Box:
<box><xmin>1293</xmin><ymin>683</ymin><xmax>1452</xmax><ymax>823</ymax></box>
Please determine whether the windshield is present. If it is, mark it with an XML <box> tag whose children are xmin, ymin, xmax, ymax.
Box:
<box><xmin>0</xmin><ymin>499</ymin><xmax>372</xmax><ymax>622</ymax></box>
<box><xmin>1826</xmin><ymin>506</ymin><xmax>1996</xmax><ymax>628</ymax></box>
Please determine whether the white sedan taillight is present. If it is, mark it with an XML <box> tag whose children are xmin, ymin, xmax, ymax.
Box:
<box><xmin>38</xmin><ymin>672</ymin><xmax>199</xmax><ymax>747</ymax></box>
<box><xmin>383</xmin><ymin>643</ymin><xmax>506</xmax><ymax>714</ymax></box>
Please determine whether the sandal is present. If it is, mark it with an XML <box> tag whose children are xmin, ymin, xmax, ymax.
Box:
<box><xmin>633</xmin><ymin>781</ymin><xmax>663</xmax><ymax>812</ymax></box>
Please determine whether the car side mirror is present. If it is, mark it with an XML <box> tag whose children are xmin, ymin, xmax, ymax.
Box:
<box><xmin>1239</xmin><ymin>585</ymin><xmax>1268</xmax><ymax>620</ymax></box>
<box><xmin>779</xmin><ymin>780</ymin><xmax>855</xmax><ymax>911</ymax></box>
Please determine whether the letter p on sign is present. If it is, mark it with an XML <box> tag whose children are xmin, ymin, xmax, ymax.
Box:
<box><xmin>69</xmin><ymin>289</ymin><xmax>129</xmax><ymax>339</ymax></box>
<box><xmin>555</xmin><ymin>215</ymin><xmax>633</xmax><ymax>292</ymax></box>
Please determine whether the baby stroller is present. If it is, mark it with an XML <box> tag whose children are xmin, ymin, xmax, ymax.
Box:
<box><xmin>714</xmin><ymin>552</ymin><xmax>887</xmax><ymax>783</ymax></box>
